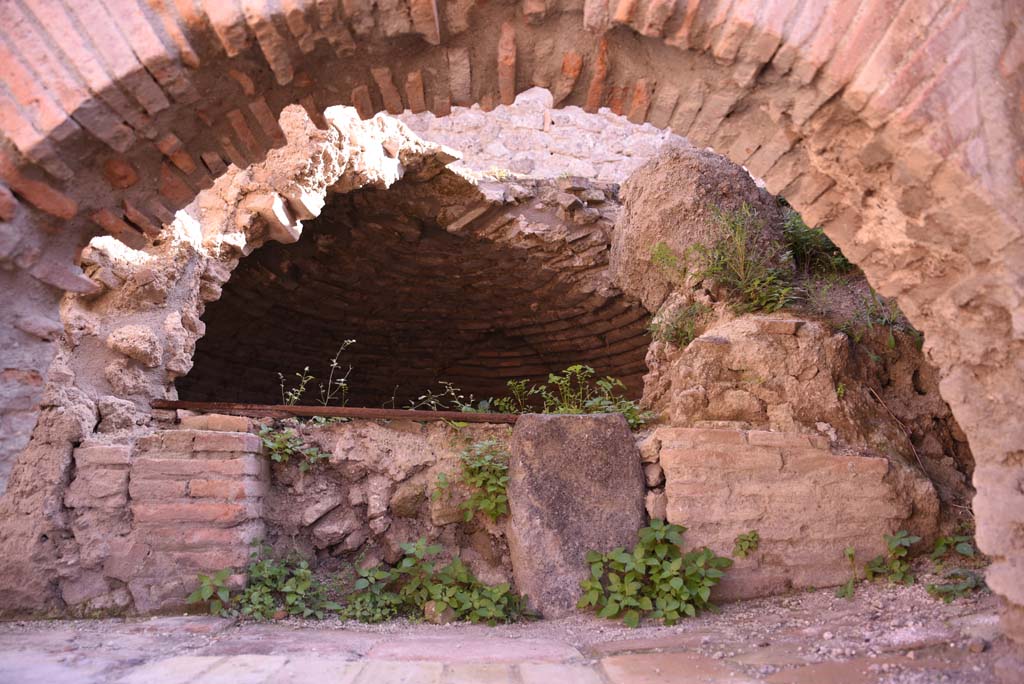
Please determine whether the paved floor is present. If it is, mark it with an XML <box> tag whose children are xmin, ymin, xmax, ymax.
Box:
<box><xmin>1</xmin><ymin>584</ymin><xmax>1021</xmax><ymax>683</ymax></box>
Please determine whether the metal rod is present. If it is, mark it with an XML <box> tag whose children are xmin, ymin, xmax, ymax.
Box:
<box><xmin>151</xmin><ymin>399</ymin><xmax>519</xmax><ymax>424</ymax></box>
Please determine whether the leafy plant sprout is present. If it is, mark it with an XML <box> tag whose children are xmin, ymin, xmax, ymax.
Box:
<box><xmin>318</xmin><ymin>339</ymin><xmax>356</xmax><ymax>406</ymax></box>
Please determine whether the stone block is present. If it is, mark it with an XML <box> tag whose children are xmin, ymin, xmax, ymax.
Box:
<box><xmin>64</xmin><ymin>467</ymin><xmax>129</xmax><ymax>507</ymax></box>
<box><xmin>192</xmin><ymin>430</ymin><xmax>261</xmax><ymax>454</ymax></box>
<box><xmin>129</xmin><ymin>478</ymin><xmax>189</xmax><ymax>500</ymax></box>
<box><xmin>74</xmin><ymin>444</ymin><xmax>132</xmax><ymax>467</ymax></box>
<box><xmin>508</xmin><ymin>414</ymin><xmax>645</xmax><ymax>617</ymax></box>
<box><xmin>188</xmin><ymin>478</ymin><xmax>267</xmax><ymax>500</ymax></box>
<box><xmin>132</xmin><ymin>455</ymin><xmax>266</xmax><ymax>480</ymax></box>
<box><xmin>179</xmin><ymin>414</ymin><xmax>253</xmax><ymax>433</ymax></box>
<box><xmin>132</xmin><ymin>501</ymin><xmax>259</xmax><ymax>526</ymax></box>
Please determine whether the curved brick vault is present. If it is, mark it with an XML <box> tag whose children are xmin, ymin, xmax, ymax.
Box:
<box><xmin>0</xmin><ymin>1</ymin><xmax>1022</xmax><ymax>639</ymax></box>
<box><xmin>179</xmin><ymin>172</ymin><xmax>650</xmax><ymax>406</ymax></box>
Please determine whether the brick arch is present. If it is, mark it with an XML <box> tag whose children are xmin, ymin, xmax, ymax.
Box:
<box><xmin>1</xmin><ymin>1</ymin><xmax>1022</xmax><ymax>637</ymax></box>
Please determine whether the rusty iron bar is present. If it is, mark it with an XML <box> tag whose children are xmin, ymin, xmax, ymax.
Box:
<box><xmin>151</xmin><ymin>399</ymin><xmax>519</xmax><ymax>424</ymax></box>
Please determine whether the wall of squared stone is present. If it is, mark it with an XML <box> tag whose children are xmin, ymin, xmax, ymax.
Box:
<box><xmin>644</xmin><ymin>427</ymin><xmax>939</xmax><ymax>601</ymax></box>
<box><xmin>0</xmin><ymin>0</ymin><xmax>1021</xmax><ymax>639</ymax></box>
<box><xmin>55</xmin><ymin>415</ymin><xmax>938</xmax><ymax>616</ymax></box>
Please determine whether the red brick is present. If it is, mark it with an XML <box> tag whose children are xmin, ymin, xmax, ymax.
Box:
<box><xmin>132</xmin><ymin>501</ymin><xmax>258</xmax><ymax>525</ymax></box>
<box><xmin>191</xmin><ymin>430</ymin><xmax>262</xmax><ymax>453</ymax></box>
<box><xmin>280</xmin><ymin>0</ymin><xmax>313</xmax><ymax>49</ymax></box>
<box><xmin>104</xmin><ymin>0</ymin><xmax>196</xmax><ymax>101</ymax></box>
<box><xmin>189</xmin><ymin>478</ymin><xmax>267</xmax><ymax>500</ymax></box>
<box><xmin>102</xmin><ymin>157</ymin><xmax>139</xmax><ymax>189</ymax></box>
<box><xmin>351</xmin><ymin>85</ymin><xmax>375</xmax><ymax>120</ymax></box>
<box><xmin>613</xmin><ymin>0</ymin><xmax>639</xmax><ymax>25</ymax></box>
<box><xmin>523</xmin><ymin>0</ymin><xmax>547</xmax><ymax>24</ymax></box>
<box><xmin>132</xmin><ymin>456</ymin><xmax>267</xmax><ymax>480</ymax></box>
<box><xmin>0</xmin><ymin>38</ymin><xmax>78</xmax><ymax>141</ymax></box>
<box><xmin>241</xmin><ymin>0</ymin><xmax>295</xmax><ymax>86</ymax></box>
<box><xmin>432</xmin><ymin>94</ymin><xmax>451</xmax><ymax>117</ymax></box>
<box><xmin>91</xmin><ymin>209</ymin><xmax>148</xmax><ymax>250</ymax></box>
<box><xmin>123</xmin><ymin>201</ymin><xmax>162</xmax><ymax>238</ymax></box>
<box><xmin>141</xmin><ymin>0</ymin><xmax>200</xmax><ymax>69</ymax></box>
<box><xmin>552</xmin><ymin>51</ymin><xmax>583</xmax><ymax>106</ymax></box>
<box><xmin>640</xmin><ymin>0</ymin><xmax>675</xmax><ymax>36</ymax></box>
<box><xmin>666</xmin><ymin>0</ymin><xmax>703</xmax><ymax>49</ymax></box>
<box><xmin>60</xmin><ymin>0</ymin><xmax>170</xmax><ymax>115</ymax></box>
<box><xmin>626</xmin><ymin>78</ymin><xmax>654</xmax><ymax>124</ymax></box>
<box><xmin>0</xmin><ymin>152</ymin><xmax>77</xmax><ymax>220</ymax></box>
<box><xmin>584</xmin><ymin>38</ymin><xmax>609</xmax><ymax>113</ymax></box>
<box><xmin>156</xmin><ymin>133</ymin><xmax>197</xmax><ymax>174</ymax></box>
<box><xmin>608</xmin><ymin>85</ymin><xmax>628</xmax><ymax>115</ymax></box>
<box><xmin>227</xmin><ymin>109</ymin><xmax>261</xmax><ymax>157</ymax></box>
<box><xmin>409</xmin><ymin>0</ymin><xmax>441</xmax><ymax>45</ymax></box>
<box><xmin>200</xmin><ymin>0</ymin><xmax>250</xmax><ymax>57</ymax></box>
<box><xmin>152</xmin><ymin>548</ymin><xmax>254</xmax><ymax>572</ymax></box>
<box><xmin>179</xmin><ymin>414</ymin><xmax>253</xmax><ymax>433</ymax></box>
<box><xmin>227</xmin><ymin>68</ymin><xmax>256</xmax><ymax>96</ymax></box>
<box><xmin>248</xmin><ymin>97</ymin><xmax>286</xmax><ymax>145</ymax></box>
<box><xmin>159</xmin><ymin>163</ymin><xmax>194</xmax><ymax>206</ymax></box>
<box><xmin>200</xmin><ymin>151</ymin><xmax>228</xmax><ymax>176</ymax></box>
<box><xmin>447</xmin><ymin>47</ymin><xmax>472</xmax><ymax>106</ymax></box>
<box><xmin>405</xmin><ymin>71</ymin><xmax>427</xmax><ymax>114</ymax></box>
<box><xmin>371</xmin><ymin>67</ymin><xmax>404</xmax><ymax>115</ymax></box>
<box><xmin>75</xmin><ymin>445</ymin><xmax>132</xmax><ymax>468</ymax></box>
<box><xmin>65</xmin><ymin>468</ymin><xmax>129</xmax><ymax>507</ymax></box>
<box><xmin>129</xmin><ymin>479</ymin><xmax>189</xmax><ymax>499</ymax></box>
<box><xmin>146</xmin><ymin>523</ymin><xmax>264</xmax><ymax>549</ymax></box>
<box><xmin>498</xmin><ymin>22</ymin><xmax>517</xmax><ymax>106</ymax></box>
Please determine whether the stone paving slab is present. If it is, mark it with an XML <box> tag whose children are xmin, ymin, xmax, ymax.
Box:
<box><xmin>600</xmin><ymin>652</ymin><xmax>761</xmax><ymax>684</ymax></box>
<box><xmin>368</xmin><ymin>635</ymin><xmax>581</xmax><ymax>663</ymax></box>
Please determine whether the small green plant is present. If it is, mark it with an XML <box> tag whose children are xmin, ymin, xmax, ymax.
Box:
<box><xmin>187</xmin><ymin>568</ymin><xmax>233</xmax><ymax>616</ymax></box>
<box><xmin>836</xmin><ymin>546</ymin><xmax>857</xmax><ymax>599</ymax></box>
<box><xmin>492</xmin><ymin>378</ymin><xmax>541</xmax><ymax>414</ymax></box>
<box><xmin>647</xmin><ymin>302</ymin><xmax>710</xmax><ymax>348</ymax></box>
<box><xmin>865</xmin><ymin>530</ymin><xmax>921</xmax><ymax>586</ymax></box>
<box><xmin>458</xmin><ymin>439</ymin><xmax>510</xmax><ymax>522</ymax></box>
<box><xmin>340</xmin><ymin>538</ymin><xmax>522</xmax><ymax>625</ymax></box>
<box><xmin>188</xmin><ymin>545</ymin><xmax>340</xmax><ymax>620</ymax></box>
<box><xmin>650</xmin><ymin>241</ymin><xmax>688</xmax><ymax>283</ymax></box>
<box><xmin>259</xmin><ymin>424</ymin><xmax>329</xmax><ymax>473</ymax></box>
<box><xmin>538</xmin><ymin>364</ymin><xmax>653</xmax><ymax>429</ymax></box>
<box><xmin>782</xmin><ymin>211</ymin><xmax>852</xmax><ymax>275</ymax></box>
<box><xmin>926</xmin><ymin>568</ymin><xmax>984</xmax><ymax>603</ymax></box>
<box><xmin>578</xmin><ymin>519</ymin><xmax>733</xmax><ymax>628</ymax></box>
<box><xmin>689</xmin><ymin>203</ymin><xmax>794</xmax><ymax>313</ymax></box>
<box><xmin>930</xmin><ymin>534</ymin><xmax>976</xmax><ymax>562</ymax></box>
<box><xmin>732</xmin><ymin>530</ymin><xmax>760</xmax><ymax>559</ymax></box>
<box><xmin>276</xmin><ymin>340</ymin><xmax>357</xmax><ymax>406</ymax></box>
<box><xmin>835</xmin><ymin>382</ymin><xmax>846</xmax><ymax>400</ymax></box>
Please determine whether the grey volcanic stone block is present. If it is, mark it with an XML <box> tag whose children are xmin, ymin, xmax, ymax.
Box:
<box><xmin>507</xmin><ymin>413</ymin><xmax>645</xmax><ymax>617</ymax></box>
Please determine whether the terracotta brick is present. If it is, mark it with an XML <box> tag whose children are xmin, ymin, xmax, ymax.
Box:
<box><xmin>640</xmin><ymin>0</ymin><xmax>675</xmax><ymax>37</ymax></box>
<box><xmin>0</xmin><ymin>39</ymin><xmax>78</xmax><ymax>141</ymax></box>
<box><xmin>189</xmin><ymin>478</ymin><xmax>268</xmax><ymax>500</ymax></box>
<box><xmin>123</xmin><ymin>201</ymin><xmax>162</xmax><ymax>238</ymax></box>
<box><xmin>405</xmin><ymin>71</ymin><xmax>427</xmax><ymax>114</ymax></box>
<box><xmin>227</xmin><ymin>109</ymin><xmax>261</xmax><ymax>157</ymax></box>
<box><xmin>154</xmin><ymin>548</ymin><xmax>254</xmax><ymax>572</ymax></box>
<box><xmin>432</xmin><ymin>94</ymin><xmax>451</xmax><ymax>117</ymax></box>
<box><xmin>146</xmin><ymin>523</ymin><xmax>264</xmax><ymax>550</ymax></box>
<box><xmin>219</xmin><ymin>136</ymin><xmax>248</xmax><ymax>168</ymax></box>
<box><xmin>0</xmin><ymin>6</ymin><xmax>136</xmax><ymax>151</ymax></box>
<box><xmin>142</xmin><ymin>0</ymin><xmax>200</xmax><ymax>69</ymax></box>
<box><xmin>104</xmin><ymin>0</ymin><xmax>196</xmax><ymax>102</ymax></box>
<box><xmin>371</xmin><ymin>67</ymin><xmax>404</xmax><ymax>115</ymax></box>
<box><xmin>132</xmin><ymin>501</ymin><xmax>258</xmax><ymax>525</ymax></box>
<box><xmin>132</xmin><ymin>456</ymin><xmax>267</xmax><ymax>480</ymax></box>
<box><xmin>241</xmin><ymin>0</ymin><xmax>295</xmax><ymax>86</ymax></box>
<box><xmin>409</xmin><ymin>0</ymin><xmax>441</xmax><ymax>45</ymax></box>
<box><xmin>179</xmin><ymin>414</ymin><xmax>253</xmax><ymax>433</ymax></box>
<box><xmin>248</xmin><ymin>97</ymin><xmax>286</xmax><ymax>147</ymax></box>
<box><xmin>156</xmin><ymin>133</ymin><xmax>197</xmax><ymax>174</ymax></box>
<box><xmin>159</xmin><ymin>163</ymin><xmax>194</xmax><ymax>206</ymax></box>
<box><xmin>351</xmin><ymin>85</ymin><xmax>374</xmax><ymax>120</ymax></box>
<box><xmin>612</xmin><ymin>0</ymin><xmax>639</xmax><ymax>25</ymax></box>
<box><xmin>191</xmin><ymin>430</ymin><xmax>261</xmax><ymax>454</ymax></box>
<box><xmin>280</xmin><ymin>0</ymin><xmax>313</xmax><ymax>50</ymax></box>
<box><xmin>551</xmin><ymin>51</ymin><xmax>583</xmax><ymax>106</ymax></box>
<box><xmin>0</xmin><ymin>154</ymin><xmax>76</xmax><ymax>220</ymax></box>
<box><xmin>129</xmin><ymin>478</ymin><xmax>189</xmax><ymax>499</ymax></box>
<box><xmin>74</xmin><ymin>445</ymin><xmax>132</xmax><ymax>468</ymax></box>
<box><xmin>200</xmin><ymin>0</ymin><xmax>250</xmax><ymax>57</ymax></box>
<box><xmin>447</xmin><ymin>47</ymin><xmax>472</xmax><ymax>106</ymax></box>
<box><xmin>227</xmin><ymin>68</ymin><xmax>256</xmax><ymax>96</ymax></box>
<box><xmin>608</xmin><ymin>85</ymin><xmax>628</xmax><ymax>115</ymax></box>
<box><xmin>65</xmin><ymin>468</ymin><xmax>129</xmax><ymax>507</ymax></box>
<box><xmin>626</xmin><ymin>78</ymin><xmax>654</xmax><ymax>124</ymax></box>
<box><xmin>665</xmin><ymin>0</ymin><xmax>703</xmax><ymax>49</ymax></box>
<box><xmin>136</xmin><ymin>430</ymin><xmax>196</xmax><ymax>458</ymax></box>
<box><xmin>584</xmin><ymin>38</ymin><xmax>609</xmax><ymax>113</ymax></box>
<box><xmin>60</xmin><ymin>0</ymin><xmax>171</xmax><ymax>115</ymax></box>
<box><xmin>102</xmin><ymin>157</ymin><xmax>139</xmax><ymax>189</ymax></box>
<box><xmin>498</xmin><ymin>22</ymin><xmax>517</xmax><ymax>106</ymax></box>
